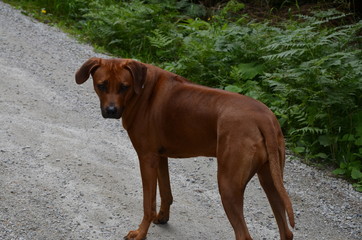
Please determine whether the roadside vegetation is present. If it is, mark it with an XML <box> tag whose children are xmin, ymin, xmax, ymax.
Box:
<box><xmin>5</xmin><ymin>0</ymin><xmax>362</xmax><ymax>191</ymax></box>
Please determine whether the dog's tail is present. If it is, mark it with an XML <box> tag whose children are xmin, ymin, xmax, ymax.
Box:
<box><xmin>262</xmin><ymin>117</ymin><xmax>295</xmax><ymax>228</ymax></box>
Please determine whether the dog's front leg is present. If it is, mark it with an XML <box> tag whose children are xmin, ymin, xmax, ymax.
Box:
<box><xmin>154</xmin><ymin>157</ymin><xmax>173</xmax><ymax>224</ymax></box>
<box><xmin>125</xmin><ymin>155</ymin><xmax>158</xmax><ymax>240</ymax></box>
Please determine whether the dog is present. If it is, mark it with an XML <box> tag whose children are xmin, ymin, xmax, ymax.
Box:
<box><xmin>75</xmin><ymin>58</ymin><xmax>295</xmax><ymax>240</ymax></box>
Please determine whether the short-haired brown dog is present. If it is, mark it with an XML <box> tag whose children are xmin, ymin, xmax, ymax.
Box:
<box><xmin>75</xmin><ymin>58</ymin><xmax>295</xmax><ymax>240</ymax></box>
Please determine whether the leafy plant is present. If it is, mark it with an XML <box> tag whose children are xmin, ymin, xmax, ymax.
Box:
<box><xmin>260</xmin><ymin>12</ymin><xmax>362</xmax><ymax>188</ymax></box>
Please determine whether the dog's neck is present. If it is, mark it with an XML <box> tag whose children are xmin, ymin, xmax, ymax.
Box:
<box><xmin>121</xmin><ymin>68</ymin><xmax>189</xmax><ymax>131</ymax></box>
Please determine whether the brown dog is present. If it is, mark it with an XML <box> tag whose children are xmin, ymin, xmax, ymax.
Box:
<box><xmin>75</xmin><ymin>58</ymin><xmax>295</xmax><ymax>240</ymax></box>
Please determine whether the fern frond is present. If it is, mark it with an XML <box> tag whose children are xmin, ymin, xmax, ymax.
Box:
<box><xmin>290</xmin><ymin>127</ymin><xmax>327</xmax><ymax>135</ymax></box>
<box><xmin>311</xmin><ymin>12</ymin><xmax>349</xmax><ymax>26</ymax></box>
<box><xmin>147</xmin><ymin>30</ymin><xmax>173</xmax><ymax>48</ymax></box>
<box><xmin>265</xmin><ymin>79</ymin><xmax>287</xmax><ymax>92</ymax></box>
<box><xmin>262</xmin><ymin>49</ymin><xmax>306</xmax><ymax>61</ymax></box>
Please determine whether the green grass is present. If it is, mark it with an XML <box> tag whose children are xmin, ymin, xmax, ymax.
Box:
<box><xmin>5</xmin><ymin>0</ymin><xmax>362</xmax><ymax>191</ymax></box>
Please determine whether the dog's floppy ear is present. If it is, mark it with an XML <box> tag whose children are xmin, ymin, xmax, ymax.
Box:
<box><xmin>75</xmin><ymin>58</ymin><xmax>101</xmax><ymax>84</ymax></box>
<box><xmin>125</xmin><ymin>60</ymin><xmax>147</xmax><ymax>94</ymax></box>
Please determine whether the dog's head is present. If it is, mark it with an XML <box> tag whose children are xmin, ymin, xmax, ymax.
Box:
<box><xmin>75</xmin><ymin>58</ymin><xmax>147</xmax><ymax>119</ymax></box>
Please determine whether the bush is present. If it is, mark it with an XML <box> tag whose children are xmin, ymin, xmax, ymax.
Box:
<box><xmin>259</xmin><ymin>12</ymin><xmax>362</xmax><ymax>191</ymax></box>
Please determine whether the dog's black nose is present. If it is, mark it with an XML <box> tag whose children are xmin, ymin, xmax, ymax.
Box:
<box><xmin>106</xmin><ymin>105</ymin><xmax>117</xmax><ymax>115</ymax></box>
<box><xmin>102</xmin><ymin>105</ymin><xmax>122</xmax><ymax>119</ymax></box>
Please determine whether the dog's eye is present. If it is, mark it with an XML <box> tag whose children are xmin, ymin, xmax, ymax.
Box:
<box><xmin>97</xmin><ymin>83</ymin><xmax>107</xmax><ymax>92</ymax></box>
<box><xmin>119</xmin><ymin>85</ymin><xmax>129</xmax><ymax>93</ymax></box>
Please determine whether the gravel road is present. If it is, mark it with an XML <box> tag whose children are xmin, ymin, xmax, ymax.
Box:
<box><xmin>0</xmin><ymin>2</ymin><xmax>361</xmax><ymax>239</ymax></box>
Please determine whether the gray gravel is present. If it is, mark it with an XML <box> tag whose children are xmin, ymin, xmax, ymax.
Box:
<box><xmin>0</xmin><ymin>1</ymin><xmax>361</xmax><ymax>239</ymax></box>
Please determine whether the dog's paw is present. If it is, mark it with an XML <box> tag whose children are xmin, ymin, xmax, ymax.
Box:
<box><xmin>153</xmin><ymin>217</ymin><xmax>169</xmax><ymax>225</ymax></box>
<box><xmin>153</xmin><ymin>211</ymin><xmax>169</xmax><ymax>225</ymax></box>
<box><xmin>124</xmin><ymin>230</ymin><xmax>146</xmax><ymax>240</ymax></box>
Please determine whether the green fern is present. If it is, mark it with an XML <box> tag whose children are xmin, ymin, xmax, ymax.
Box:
<box><xmin>147</xmin><ymin>30</ymin><xmax>174</xmax><ymax>49</ymax></box>
<box><xmin>262</xmin><ymin>48</ymin><xmax>306</xmax><ymax>61</ymax></box>
<box><xmin>290</xmin><ymin>127</ymin><xmax>327</xmax><ymax>136</ymax></box>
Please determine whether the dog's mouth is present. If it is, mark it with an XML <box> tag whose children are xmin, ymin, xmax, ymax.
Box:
<box><xmin>101</xmin><ymin>106</ymin><xmax>123</xmax><ymax>119</ymax></box>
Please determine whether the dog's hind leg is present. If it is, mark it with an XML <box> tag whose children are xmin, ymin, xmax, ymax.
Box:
<box><xmin>217</xmin><ymin>142</ymin><xmax>257</xmax><ymax>240</ymax></box>
<box><xmin>258</xmin><ymin>163</ymin><xmax>294</xmax><ymax>240</ymax></box>
<box><xmin>154</xmin><ymin>157</ymin><xmax>173</xmax><ymax>224</ymax></box>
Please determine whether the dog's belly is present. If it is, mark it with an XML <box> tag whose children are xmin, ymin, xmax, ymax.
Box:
<box><xmin>158</xmin><ymin>126</ymin><xmax>217</xmax><ymax>158</ymax></box>
<box><xmin>157</xmin><ymin>119</ymin><xmax>218</xmax><ymax>158</ymax></box>
<box><xmin>158</xmin><ymin>141</ymin><xmax>216</xmax><ymax>158</ymax></box>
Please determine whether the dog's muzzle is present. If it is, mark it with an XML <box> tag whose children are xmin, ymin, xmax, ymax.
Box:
<box><xmin>102</xmin><ymin>105</ymin><xmax>123</xmax><ymax>119</ymax></box>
